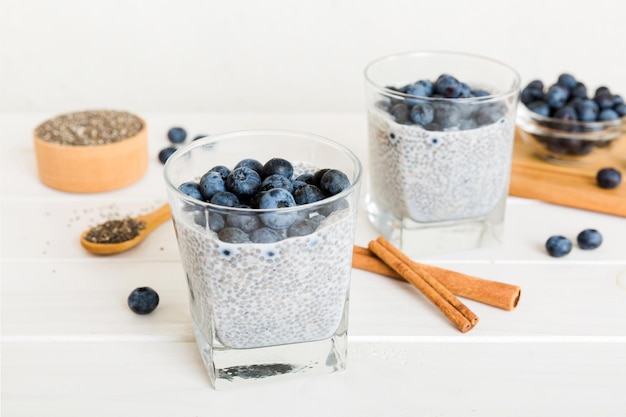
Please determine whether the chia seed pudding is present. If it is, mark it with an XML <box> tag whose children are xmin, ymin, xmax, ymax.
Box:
<box><xmin>174</xmin><ymin>202</ymin><xmax>355</xmax><ymax>349</ymax></box>
<box><xmin>368</xmin><ymin>107</ymin><xmax>515</xmax><ymax>223</ymax></box>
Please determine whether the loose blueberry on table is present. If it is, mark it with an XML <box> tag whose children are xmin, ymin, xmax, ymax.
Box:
<box><xmin>545</xmin><ymin>235</ymin><xmax>573</xmax><ymax>257</ymax></box>
<box><xmin>577</xmin><ymin>229</ymin><xmax>603</xmax><ymax>250</ymax></box>
<box><xmin>167</xmin><ymin>126</ymin><xmax>187</xmax><ymax>144</ymax></box>
<box><xmin>177</xmin><ymin>157</ymin><xmax>351</xmax><ymax>243</ymax></box>
<box><xmin>127</xmin><ymin>287</ymin><xmax>160</xmax><ymax>314</ymax></box>
<box><xmin>158</xmin><ymin>146</ymin><xmax>177</xmax><ymax>164</ymax></box>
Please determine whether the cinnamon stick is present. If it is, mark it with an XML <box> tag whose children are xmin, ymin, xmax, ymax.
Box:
<box><xmin>352</xmin><ymin>245</ymin><xmax>521</xmax><ymax>311</ymax></box>
<box><xmin>368</xmin><ymin>238</ymin><xmax>477</xmax><ymax>333</ymax></box>
<box><xmin>354</xmin><ymin>245</ymin><xmax>520</xmax><ymax>310</ymax></box>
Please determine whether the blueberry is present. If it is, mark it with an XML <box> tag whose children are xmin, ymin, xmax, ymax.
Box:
<box><xmin>545</xmin><ymin>235</ymin><xmax>572</xmax><ymax>257</ymax></box>
<box><xmin>218</xmin><ymin>227</ymin><xmax>250</xmax><ymax>243</ymax></box>
<box><xmin>262</xmin><ymin>158</ymin><xmax>294</xmax><ymax>179</ymax></box>
<box><xmin>210</xmin><ymin>191</ymin><xmax>239</xmax><ymax>207</ymax></box>
<box><xmin>225</xmin><ymin>167</ymin><xmax>262</xmax><ymax>198</ymax></box>
<box><xmin>474</xmin><ymin>103</ymin><xmax>505</xmax><ymax>126</ymax></box>
<box><xmin>575</xmin><ymin>99</ymin><xmax>599</xmax><ymax>122</ymax></box>
<box><xmin>390</xmin><ymin>102</ymin><xmax>411</xmax><ymax>124</ymax></box>
<box><xmin>258</xmin><ymin>188</ymin><xmax>298</xmax><ymax>229</ymax></box>
<box><xmin>570</xmin><ymin>82</ymin><xmax>588</xmax><ymax>99</ymax></box>
<box><xmin>521</xmin><ymin>86</ymin><xmax>544</xmax><ymax>105</ymax></box>
<box><xmin>615</xmin><ymin>103</ymin><xmax>626</xmax><ymax>117</ymax></box>
<box><xmin>287</xmin><ymin>219</ymin><xmax>318</xmax><ymax>237</ymax></box>
<box><xmin>295</xmin><ymin>173</ymin><xmax>315</xmax><ymax>184</ymax></box>
<box><xmin>249</xmin><ymin>227</ymin><xmax>283</xmax><ymax>243</ymax></box>
<box><xmin>595</xmin><ymin>92</ymin><xmax>615</xmax><ymax>109</ymax></box>
<box><xmin>410</xmin><ymin>103</ymin><xmax>435</xmax><ymax>126</ymax></box>
<box><xmin>247</xmin><ymin>191</ymin><xmax>265</xmax><ymax>209</ymax></box>
<box><xmin>433</xmin><ymin>103</ymin><xmax>462</xmax><ymax>128</ymax></box>
<box><xmin>435</xmin><ymin>74</ymin><xmax>461</xmax><ymax>98</ymax></box>
<box><xmin>318</xmin><ymin>198</ymin><xmax>349</xmax><ymax>217</ymax></box>
<box><xmin>557</xmin><ymin>73</ymin><xmax>578</xmax><ymax>90</ymax></box>
<box><xmin>406</xmin><ymin>79</ymin><xmax>434</xmax><ymax>99</ymax></box>
<box><xmin>613</xmin><ymin>95</ymin><xmax>624</xmax><ymax>106</ymax></box>
<box><xmin>261</xmin><ymin>174</ymin><xmax>293</xmax><ymax>193</ymax></box>
<box><xmin>596</xmin><ymin>167</ymin><xmax>622</xmax><ymax>189</ymax></box>
<box><xmin>526</xmin><ymin>80</ymin><xmax>544</xmax><ymax>91</ymax></box>
<box><xmin>158</xmin><ymin>147</ymin><xmax>177</xmax><ymax>164</ymax></box>
<box><xmin>226</xmin><ymin>208</ymin><xmax>263</xmax><ymax>233</ymax></box>
<box><xmin>310</xmin><ymin>214</ymin><xmax>326</xmax><ymax>223</ymax></box>
<box><xmin>178</xmin><ymin>181</ymin><xmax>203</xmax><ymax>200</ymax></box>
<box><xmin>208</xmin><ymin>165</ymin><xmax>230</xmax><ymax>180</ymax></box>
<box><xmin>598</xmin><ymin>108</ymin><xmax>619</xmax><ymax>121</ymax></box>
<box><xmin>553</xmin><ymin>106</ymin><xmax>578</xmax><ymax>121</ymax></box>
<box><xmin>258</xmin><ymin>188</ymin><xmax>296</xmax><ymax>209</ymax></box>
<box><xmin>293</xmin><ymin>184</ymin><xmax>325</xmax><ymax>205</ymax></box>
<box><xmin>423</xmin><ymin>122</ymin><xmax>441</xmax><ymax>131</ymax></box>
<box><xmin>595</xmin><ymin>86</ymin><xmax>610</xmax><ymax>96</ymax></box>
<box><xmin>545</xmin><ymin>84</ymin><xmax>569</xmax><ymax>109</ymax></box>
<box><xmin>458</xmin><ymin>82</ymin><xmax>472</xmax><ymax>98</ymax></box>
<box><xmin>471</xmin><ymin>89</ymin><xmax>490</xmax><ymax>97</ymax></box>
<box><xmin>312</xmin><ymin>169</ymin><xmax>330</xmax><ymax>186</ymax></box>
<box><xmin>208</xmin><ymin>213</ymin><xmax>225</xmax><ymax>232</ymax></box>
<box><xmin>568</xmin><ymin>96</ymin><xmax>585</xmax><ymax>109</ymax></box>
<box><xmin>167</xmin><ymin>127</ymin><xmax>187</xmax><ymax>144</ymax></box>
<box><xmin>291</xmin><ymin>180</ymin><xmax>309</xmax><ymax>193</ymax></box>
<box><xmin>128</xmin><ymin>287</ymin><xmax>159</xmax><ymax>315</ymax></box>
<box><xmin>577</xmin><ymin>229</ymin><xmax>603</xmax><ymax>250</ymax></box>
<box><xmin>199</xmin><ymin>171</ymin><xmax>225</xmax><ymax>200</ymax></box>
<box><xmin>527</xmin><ymin>100</ymin><xmax>551</xmax><ymax>117</ymax></box>
<box><xmin>388</xmin><ymin>84</ymin><xmax>410</xmax><ymax>94</ymax></box>
<box><xmin>234</xmin><ymin>158</ymin><xmax>264</xmax><ymax>176</ymax></box>
<box><xmin>319</xmin><ymin>169</ymin><xmax>350</xmax><ymax>196</ymax></box>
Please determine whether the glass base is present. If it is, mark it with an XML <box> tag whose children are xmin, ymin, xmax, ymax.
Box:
<box><xmin>192</xmin><ymin>302</ymin><xmax>349</xmax><ymax>390</ymax></box>
<box><xmin>366</xmin><ymin>194</ymin><xmax>505</xmax><ymax>258</ymax></box>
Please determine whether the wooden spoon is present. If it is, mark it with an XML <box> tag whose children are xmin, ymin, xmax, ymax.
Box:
<box><xmin>80</xmin><ymin>203</ymin><xmax>172</xmax><ymax>255</ymax></box>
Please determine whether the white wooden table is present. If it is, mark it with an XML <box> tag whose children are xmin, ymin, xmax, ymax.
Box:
<box><xmin>2</xmin><ymin>113</ymin><xmax>626</xmax><ymax>416</ymax></box>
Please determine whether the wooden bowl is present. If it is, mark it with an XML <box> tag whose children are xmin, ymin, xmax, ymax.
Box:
<box><xmin>33</xmin><ymin>111</ymin><xmax>149</xmax><ymax>193</ymax></box>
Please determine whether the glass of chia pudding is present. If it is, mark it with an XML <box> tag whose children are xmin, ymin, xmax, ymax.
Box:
<box><xmin>364</xmin><ymin>51</ymin><xmax>521</xmax><ymax>256</ymax></box>
<box><xmin>163</xmin><ymin>130</ymin><xmax>362</xmax><ymax>389</ymax></box>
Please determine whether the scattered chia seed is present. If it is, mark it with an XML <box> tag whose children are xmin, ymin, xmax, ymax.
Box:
<box><xmin>84</xmin><ymin>218</ymin><xmax>146</xmax><ymax>244</ymax></box>
<box><xmin>35</xmin><ymin>110</ymin><xmax>143</xmax><ymax>146</ymax></box>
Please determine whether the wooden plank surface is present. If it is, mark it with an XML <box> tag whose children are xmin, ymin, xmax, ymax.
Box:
<box><xmin>510</xmin><ymin>129</ymin><xmax>626</xmax><ymax>217</ymax></box>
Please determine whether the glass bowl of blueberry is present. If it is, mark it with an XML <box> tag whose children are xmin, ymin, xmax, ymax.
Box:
<box><xmin>516</xmin><ymin>73</ymin><xmax>626</xmax><ymax>164</ymax></box>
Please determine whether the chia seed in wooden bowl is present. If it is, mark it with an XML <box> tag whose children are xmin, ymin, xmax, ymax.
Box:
<box><xmin>33</xmin><ymin>109</ymin><xmax>149</xmax><ymax>193</ymax></box>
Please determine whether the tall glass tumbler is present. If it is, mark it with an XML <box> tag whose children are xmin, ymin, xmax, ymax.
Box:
<box><xmin>364</xmin><ymin>51</ymin><xmax>521</xmax><ymax>256</ymax></box>
<box><xmin>164</xmin><ymin>130</ymin><xmax>362</xmax><ymax>389</ymax></box>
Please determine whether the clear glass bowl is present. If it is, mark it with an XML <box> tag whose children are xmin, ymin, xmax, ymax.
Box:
<box><xmin>517</xmin><ymin>102</ymin><xmax>626</xmax><ymax>164</ymax></box>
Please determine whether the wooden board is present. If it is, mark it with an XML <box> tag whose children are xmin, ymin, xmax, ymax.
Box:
<box><xmin>509</xmin><ymin>128</ymin><xmax>626</xmax><ymax>217</ymax></box>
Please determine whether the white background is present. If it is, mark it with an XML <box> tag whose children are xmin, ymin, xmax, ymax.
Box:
<box><xmin>1</xmin><ymin>0</ymin><xmax>625</xmax><ymax>114</ymax></box>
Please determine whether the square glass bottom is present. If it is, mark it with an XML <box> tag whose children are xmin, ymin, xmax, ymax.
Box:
<box><xmin>191</xmin><ymin>301</ymin><xmax>349</xmax><ymax>390</ymax></box>
<box><xmin>366</xmin><ymin>192</ymin><xmax>507</xmax><ymax>258</ymax></box>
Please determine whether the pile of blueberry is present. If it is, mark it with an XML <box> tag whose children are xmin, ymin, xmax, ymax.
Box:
<box><xmin>177</xmin><ymin>157</ymin><xmax>351</xmax><ymax>243</ymax></box>
<box><xmin>380</xmin><ymin>74</ymin><xmax>505</xmax><ymax>131</ymax></box>
<box><xmin>158</xmin><ymin>127</ymin><xmax>209</xmax><ymax>164</ymax></box>
<box><xmin>521</xmin><ymin>74</ymin><xmax>626</xmax><ymax>157</ymax></box>
<box><xmin>522</xmin><ymin>74</ymin><xmax>626</xmax><ymax>122</ymax></box>
<box><xmin>545</xmin><ymin>229</ymin><xmax>603</xmax><ymax>257</ymax></box>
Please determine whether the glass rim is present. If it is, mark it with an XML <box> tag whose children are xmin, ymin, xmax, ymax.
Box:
<box><xmin>163</xmin><ymin>128</ymin><xmax>363</xmax><ymax>214</ymax></box>
<box><xmin>364</xmin><ymin>50</ymin><xmax>521</xmax><ymax>103</ymax></box>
